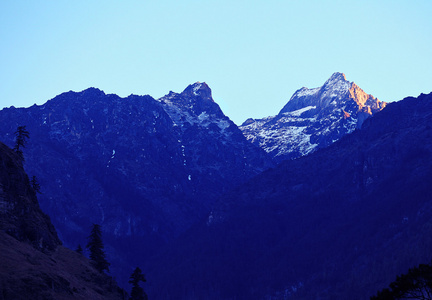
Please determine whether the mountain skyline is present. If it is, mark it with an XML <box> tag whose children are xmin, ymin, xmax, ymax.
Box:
<box><xmin>1</xmin><ymin>2</ymin><xmax>432</xmax><ymax>298</ymax></box>
<box><xmin>146</xmin><ymin>90</ymin><xmax>432</xmax><ymax>299</ymax></box>
<box><xmin>1</xmin><ymin>71</ymin><xmax>432</xmax><ymax>298</ymax></box>
<box><xmin>1</xmin><ymin>1</ymin><xmax>431</xmax><ymax>125</ymax></box>
<box><xmin>240</xmin><ymin>72</ymin><xmax>386</xmax><ymax>162</ymax></box>
<box><xmin>0</xmin><ymin>81</ymin><xmax>273</xmax><ymax>288</ymax></box>
<box><xmin>0</xmin><ymin>71</ymin><xmax>386</xmax><ymax>165</ymax></box>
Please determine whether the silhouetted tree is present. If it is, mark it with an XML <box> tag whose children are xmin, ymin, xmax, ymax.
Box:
<box><xmin>75</xmin><ymin>244</ymin><xmax>83</xmax><ymax>254</ymax></box>
<box><xmin>86</xmin><ymin>224</ymin><xmax>110</xmax><ymax>273</ymax></box>
<box><xmin>30</xmin><ymin>176</ymin><xmax>41</xmax><ymax>194</ymax></box>
<box><xmin>129</xmin><ymin>267</ymin><xmax>148</xmax><ymax>300</ymax></box>
<box><xmin>14</xmin><ymin>125</ymin><xmax>29</xmax><ymax>160</ymax></box>
<box><xmin>371</xmin><ymin>263</ymin><xmax>432</xmax><ymax>299</ymax></box>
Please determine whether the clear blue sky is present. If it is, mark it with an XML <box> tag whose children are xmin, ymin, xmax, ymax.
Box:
<box><xmin>1</xmin><ymin>1</ymin><xmax>431</xmax><ymax>125</ymax></box>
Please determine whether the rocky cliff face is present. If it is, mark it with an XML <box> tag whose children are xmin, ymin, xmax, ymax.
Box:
<box><xmin>240</xmin><ymin>72</ymin><xmax>386</xmax><ymax>163</ymax></box>
<box><xmin>0</xmin><ymin>142</ymin><xmax>125</xmax><ymax>299</ymax></box>
<box><xmin>0</xmin><ymin>83</ymin><xmax>273</xmax><ymax>285</ymax></box>
<box><xmin>0</xmin><ymin>142</ymin><xmax>60</xmax><ymax>251</ymax></box>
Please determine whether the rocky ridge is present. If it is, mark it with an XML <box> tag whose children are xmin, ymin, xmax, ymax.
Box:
<box><xmin>240</xmin><ymin>72</ymin><xmax>386</xmax><ymax>162</ymax></box>
<box><xmin>0</xmin><ymin>82</ymin><xmax>273</xmax><ymax>286</ymax></box>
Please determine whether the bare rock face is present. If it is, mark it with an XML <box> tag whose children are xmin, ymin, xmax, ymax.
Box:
<box><xmin>240</xmin><ymin>72</ymin><xmax>386</xmax><ymax>163</ymax></box>
<box><xmin>0</xmin><ymin>142</ymin><xmax>60</xmax><ymax>251</ymax></box>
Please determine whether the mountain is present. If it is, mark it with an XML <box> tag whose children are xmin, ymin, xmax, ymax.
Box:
<box><xmin>0</xmin><ymin>142</ymin><xmax>125</xmax><ymax>299</ymax></box>
<box><xmin>0</xmin><ymin>142</ymin><xmax>60</xmax><ymax>251</ymax></box>
<box><xmin>0</xmin><ymin>83</ymin><xmax>273</xmax><ymax>286</ymax></box>
<box><xmin>240</xmin><ymin>72</ymin><xmax>386</xmax><ymax>163</ymax></box>
<box><xmin>147</xmin><ymin>91</ymin><xmax>432</xmax><ymax>299</ymax></box>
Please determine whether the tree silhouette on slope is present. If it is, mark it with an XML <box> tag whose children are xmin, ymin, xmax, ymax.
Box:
<box><xmin>30</xmin><ymin>176</ymin><xmax>41</xmax><ymax>194</ymax></box>
<box><xmin>129</xmin><ymin>267</ymin><xmax>148</xmax><ymax>300</ymax></box>
<box><xmin>371</xmin><ymin>263</ymin><xmax>432</xmax><ymax>299</ymax></box>
<box><xmin>13</xmin><ymin>125</ymin><xmax>29</xmax><ymax>160</ymax></box>
<box><xmin>86</xmin><ymin>224</ymin><xmax>110</xmax><ymax>273</ymax></box>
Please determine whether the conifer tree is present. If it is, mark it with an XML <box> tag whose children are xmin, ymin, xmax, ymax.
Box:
<box><xmin>129</xmin><ymin>267</ymin><xmax>148</xmax><ymax>300</ymax></box>
<box><xmin>13</xmin><ymin>125</ymin><xmax>30</xmax><ymax>160</ymax></box>
<box><xmin>86</xmin><ymin>224</ymin><xmax>110</xmax><ymax>273</ymax></box>
<box><xmin>31</xmin><ymin>176</ymin><xmax>41</xmax><ymax>194</ymax></box>
<box><xmin>372</xmin><ymin>263</ymin><xmax>432</xmax><ymax>299</ymax></box>
<box><xmin>75</xmin><ymin>244</ymin><xmax>83</xmax><ymax>254</ymax></box>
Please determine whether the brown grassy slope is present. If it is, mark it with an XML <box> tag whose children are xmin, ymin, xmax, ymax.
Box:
<box><xmin>0</xmin><ymin>231</ymin><xmax>126</xmax><ymax>300</ymax></box>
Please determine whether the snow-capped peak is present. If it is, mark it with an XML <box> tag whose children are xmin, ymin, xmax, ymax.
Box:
<box><xmin>182</xmin><ymin>82</ymin><xmax>212</xmax><ymax>100</ymax></box>
<box><xmin>324</xmin><ymin>72</ymin><xmax>347</xmax><ymax>85</ymax></box>
<box><xmin>240</xmin><ymin>72</ymin><xmax>386</xmax><ymax>163</ymax></box>
<box><xmin>157</xmin><ymin>82</ymin><xmax>230</xmax><ymax>136</ymax></box>
<box><xmin>294</xmin><ymin>87</ymin><xmax>320</xmax><ymax>98</ymax></box>
<box><xmin>320</xmin><ymin>72</ymin><xmax>352</xmax><ymax>101</ymax></box>
<box><xmin>192</xmin><ymin>82</ymin><xmax>203</xmax><ymax>95</ymax></box>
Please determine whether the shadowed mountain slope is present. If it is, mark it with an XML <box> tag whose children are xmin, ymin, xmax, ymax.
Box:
<box><xmin>0</xmin><ymin>83</ymin><xmax>273</xmax><ymax>286</ymax></box>
<box><xmin>147</xmin><ymin>91</ymin><xmax>432</xmax><ymax>299</ymax></box>
<box><xmin>0</xmin><ymin>142</ymin><xmax>125</xmax><ymax>299</ymax></box>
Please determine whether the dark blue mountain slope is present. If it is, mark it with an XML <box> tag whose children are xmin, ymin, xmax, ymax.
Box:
<box><xmin>0</xmin><ymin>84</ymin><xmax>273</xmax><ymax>286</ymax></box>
<box><xmin>147</xmin><ymin>92</ymin><xmax>432</xmax><ymax>300</ymax></box>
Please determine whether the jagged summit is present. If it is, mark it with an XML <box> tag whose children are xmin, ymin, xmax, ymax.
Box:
<box><xmin>279</xmin><ymin>72</ymin><xmax>376</xmax><ymax>115</ymax></box>
<box><xmin>80</xmin><ymin>87</ymin><xmax>106</xmax><ymax>95</ymax></box>
<box><xmin>38</xmin><ymin>87</ymin><xmax>115</xmax><ymax>111</ymax></box>
<box><xmin>324</xmin><ymin>71</ymin><xmax>347</xmax><ymax>85</ymax></box>
<box><xmin>240</xmin><ymin>72</ymin><xmax>386</xmax><ymax>163</ymax></box>
<box><xmin>159</xmin><ymin>82</ymin><xmax>226</xmax><ymax>127</ymax></box>
<box><xmin>181</xmin><ymin>82</ymin><xmax>213</xmax><ymax>101</ymax></box>
<box><xmin>61</xmin><ymin>87</ymin><xmax>107</xmax><ymax>100</ymax></box>
<box><xmin>292</xmin><ymin>72</ymin><xmax>348</xmax><ymax>97</ymax></box>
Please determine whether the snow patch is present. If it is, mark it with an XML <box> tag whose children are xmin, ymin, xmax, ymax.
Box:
<box><xmin>193</xmin><ymin>83</ymin><xmax>202</xmax><ymax>95</ymax></box>
<box><xmin>217</xmin><ymin>119</ymin><xmax>230</xmax><ymax>131</ymax></box>
<box><xmin>181</xmin><ymin>145</ymin><xmax>186</xmax><ymax>165</ymax></box>
<box><xmin>198</xmin><ymin>112</ymin><xmax>209</xmax><ymax>122</ymax></box>
<box><xmin>286</xmin><ymin>106</ymin><xmax>316</xmax><ymax>117</ymax></box>
<box><xmin>296</xmin><ymin>87</ymin><xmax>320</xmax><ymax>97</ymax></box>
<box><xmin>239</xmin><ymin>72</ymin><xmax>385</xmax><ymax>162</ymax></box>
<box><xmin>321</xmin><ymin>75</ymin><xmax>351</xmax><ymax>99</ymax></box>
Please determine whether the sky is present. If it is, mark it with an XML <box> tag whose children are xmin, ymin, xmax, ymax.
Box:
<box><xmin>1</xmin><ymin>1</ymin><xmax>431</xmax><ymax>125</ymax></box>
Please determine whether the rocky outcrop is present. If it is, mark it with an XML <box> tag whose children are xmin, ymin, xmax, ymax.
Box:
<box><xmin>0</xmin><ymin>142</ymin><xmax>60</xmax><ymax>251</ymax></box>
<box><xmin>0</xmin><ymin>142</ymin><xmax>125</xmax><ymax>299</ymax></box>
<box><xmin>240</xmin><ymin>72</ymin><xmax>386</xmax><ymax>163</ymax></box>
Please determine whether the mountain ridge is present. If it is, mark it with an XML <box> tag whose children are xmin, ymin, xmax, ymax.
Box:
<box><xmin>146</xmin><ymin>91</ymin><xmax>432</xmax><ymax>299</ymax></box>
<box><xmin>240</xmin><ymin>72</ymin><xmax>386</xmax><ymax>163</ymax></box>
<box><xmin>0</xmin><ymin>82</ymin><xmax>273</xmax><ymax>288</ymax></box>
